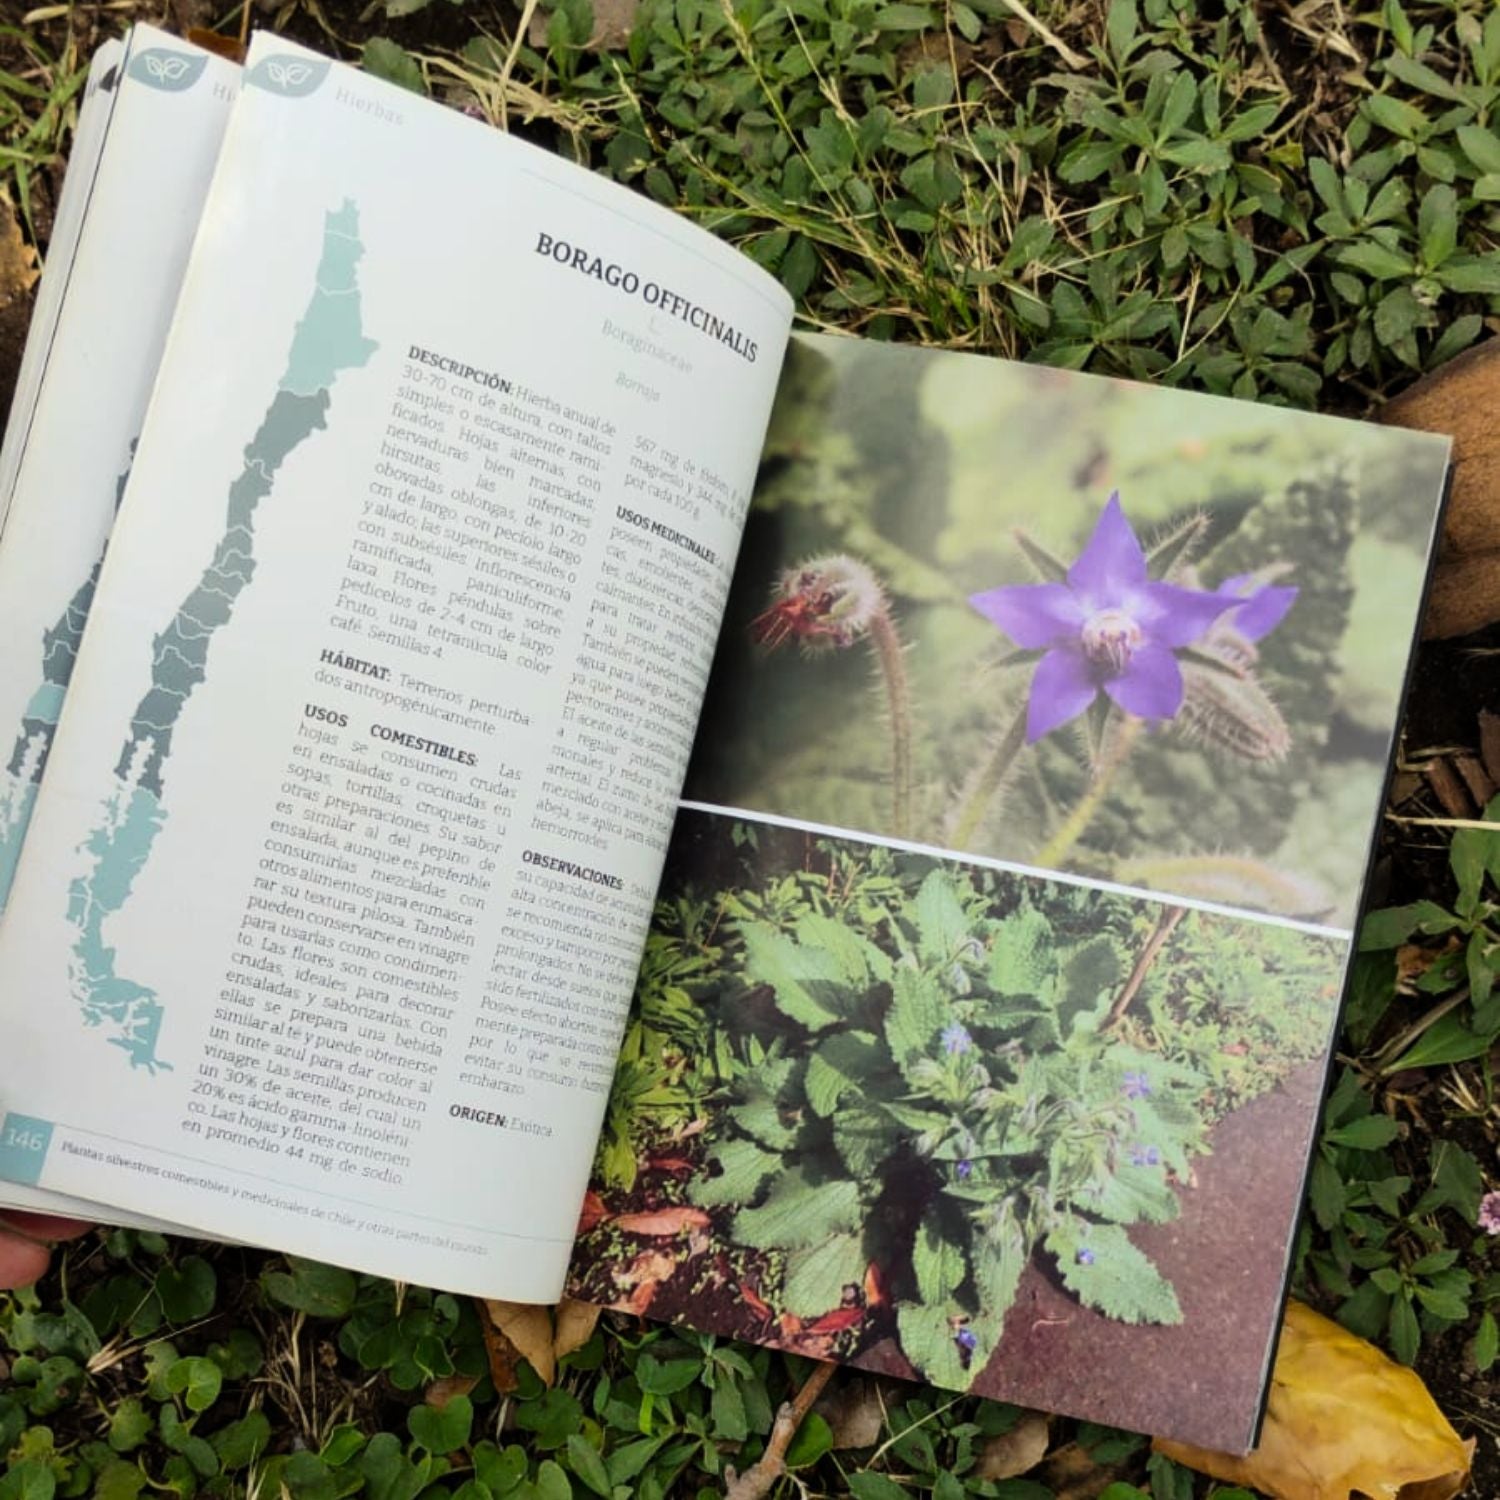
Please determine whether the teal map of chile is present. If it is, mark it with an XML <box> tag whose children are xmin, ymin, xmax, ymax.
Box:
<box><xmin>0</xmin><ymin>456</ymin><xmax>132</xmax><ymax>913</ymax></box>
<box><xmin>65</xmin><ymin>200</ymin><xmax>376</xmax><ymax>1072</ymax></box>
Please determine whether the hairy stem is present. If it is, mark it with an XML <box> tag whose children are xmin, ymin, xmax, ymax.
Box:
<box><xmin>949</xmin><ymin>703</ymin><xmax>1028</xmax><ymax>850</ymax></box>
<box><xmin>1106</xmin><ymin>905</ymin><xmax>1187</xmax><ymax>1028</ymax></box>
<box><xmin>869</xmin><ymin>605</ymin><xmax>913</xmax><ymax>840</ymax></box>
<box><xmin>1034</xmin><ymin>714</ymin><xmax>1143</xmax><ymax>870</ymax></box>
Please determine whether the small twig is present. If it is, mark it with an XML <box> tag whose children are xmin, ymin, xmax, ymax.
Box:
<box><xmin>1105</xmin><ymin>906</ymin><xmax>1187</xmax><ymax>1028</ymax></box>
<box><xmin>1385</xmin><ymin>813</ymin><xmax>1500</xmax><ymax>832</ymax></box>
<box><xmin>996</xmin><ymin>0</ymin><xmax>1089</xmax><ymax>69</ymax></box>
<box><xmin>724</xmin><ymin>1360</ymin><xmax>836</xmax><ymax>1500</ymax></box>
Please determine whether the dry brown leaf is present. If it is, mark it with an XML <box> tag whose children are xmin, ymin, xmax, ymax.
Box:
<box><xmin>577</xmin><ymin>1190</ymin><xmax>609</xmax><ymax>1234</ymax></box>
<box><xmin>479</xmin><ymin>1297</ymin><xmax>604</xmax><ymax>1391</ymax></box>
<box><xmin>1043</xmin><ymin>1441</ymin><xmax>1131</xmax><ymax>1500</ymax></box>
<box><xmin>554</xmin><ymin>1298</ymin><xmax>601</xmax><ymax>1360</ymax></box>
<box><xmin>1154</xmin><ymin>1299</ymin><xmax>1474</xmax><ymax>1500</ymax></box>
<box><xmin>0</xmin><ymin>200</ymin><xmax>38</xmax><ymax>307</ymax></box>
<box><xmin>423</xmin><ymin>1374</ymin><xmax>478</xmax><ymax>1409</ymax></box>
<box><xmin>976</xmin><ymin>1411</ymin><xmax>1051</xmax><ymax>1482</ymax></box>
<box><xmin>184</xmin><ymin>29</ymin><xmax>247</xmax><ymax>61</ymax></box>
<box><xmin>483</xmin><ymin>1300</ymin><xmax>556</xmax><ymax>1388</ymax></box>
<box><xmin>815</xmin><ymin>1376</ymin><xmax>886</xmax><ymax>1450</ymax></box>
<box><xmin>613</xmin><ymin>1207</ymin><xmax>710</xmax><ymax>1236</ymax></box>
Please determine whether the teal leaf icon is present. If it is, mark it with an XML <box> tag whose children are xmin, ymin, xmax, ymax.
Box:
<box><xmin>247</xmin><ymin>55</ymin><xmax>330</xmax><ymax>97</ymax></box>
<box><xmin>127</xmin><ymin>49</ymin><xmax>208</xmax><ymax>93</ymax></box>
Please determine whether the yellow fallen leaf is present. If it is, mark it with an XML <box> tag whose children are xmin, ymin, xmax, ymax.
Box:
<box><xmin>1154</xmin><ymin>1299</ymin><xmax>1474</xmax><ymax>1500</ymax></box>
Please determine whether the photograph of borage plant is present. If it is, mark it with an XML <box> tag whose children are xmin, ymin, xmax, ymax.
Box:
<box><xmin>682</xmin><ymin>335</ymin><xmax>1449</xmax><ymax>927</ymax></box>
<box><xmin>567</xmin><ymin>813</ymin><xmax>1346</xmax><ymax>1449</ymax></box>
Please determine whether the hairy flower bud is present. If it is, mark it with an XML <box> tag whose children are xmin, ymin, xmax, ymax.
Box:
<box><xmin>750</xmin><ymin>553</ymin><xmax>886</xmax><ymax>653</ymax></box>
<box><xmin>1175</xmin><ymin>643</ymin><xmax>1292</xmax><ymax>762</ymax></box>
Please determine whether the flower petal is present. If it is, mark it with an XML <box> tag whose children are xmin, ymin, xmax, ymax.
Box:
<box><xmin>1133</xmin><ymin>580</ymin><xmax>1235</xmax><ymax>648</ymax></box>
<box><xmin>1104</xmin><ymin>642</ymin><xmax>1184</xmax><ymax>720</ymax></box>
<box><xmin>1230</xmin><ymin>584</ymin><xmax>1298</xmax><ymax>642</ymax></box>
<box><xmin>1026</xmin><ymin>647</ymin><xmax>1100</xmax><ymax>742</ymax></box>
<box><xmin>969</xmin><ymin>582</ymin><xmax>1085</xmax><ymax>648</ymax></box>
<box><xmin>1066</xmin><ymin>492</ymin><xmax>1147</xmax><ymax>608</ymax></box>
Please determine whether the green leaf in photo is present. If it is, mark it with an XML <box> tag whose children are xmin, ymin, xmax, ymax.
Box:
<box><xmin>733</xmin><ymin>1171</ymin><xmax>861</xmax><ymax>1251</ymax></box>
<box><xmin>912</xmin><ymin>1210</ymin><xmax>966</xmax><ymax>1303</ymax></box>
<box><xmin>690</xmin><ymin>1136</ymin><xmax>781</xmax><ymax>1208</ymax></box>
<box><xmin>782</xmin><ymin>1232</ymin><xmax>866</xmax><ymax>1317</ymax></box>
<box><xmin>1047</xmin><ymin>1222</ymin><xmax>1182</xmax><ymax>1325</ymax></box>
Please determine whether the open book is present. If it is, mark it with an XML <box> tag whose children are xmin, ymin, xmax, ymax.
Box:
<box><xmin>0</xmin><ymin>26</ymin><xmax>1451</xmax><ymax>1453</ymax></box>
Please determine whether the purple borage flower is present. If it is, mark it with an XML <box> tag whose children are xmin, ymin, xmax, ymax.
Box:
<box><xmin>1216</xmin><ymin>573</ymin><xmax>1298</xmax><ymax>643</ymax></box>
<box><xmin>969</xmin><ymin>494</ymin><xmax>1239</xmax><ymax>742</ymax></box>
<box><xmin>1129</xmin><ymin>1145</ymin><xmax>1161</xmax><ymax>1168</ymax></box>
<box><xmin>941</xmin><ymin>1023</ymin><xmax>974</xmax><ymax>1056</ymax></box>
<box><xmin>1121</xmin><ymin>1070</ymin><xmax>1151</xmax><ymax>1100</ymax></box>
<box><xmin>955</xmin><ymin>1327</ymin><xmax>979</xmax><ymax>1353</ymax></box>
<box><xmin>1076</xmin><ymin>1248</ymin><xmax>1096</xmax><ymax>1266</ymax></box>
<box><xmin>956</xmin><ymin>1159</ymin><xmax>974</xmax><ymax>1181</ymax></box>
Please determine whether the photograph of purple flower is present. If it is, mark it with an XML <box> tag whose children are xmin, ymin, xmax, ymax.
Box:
<box><xmin>683</xmin><ymin>333</ymin><xmax>1451</xmax><ymax>927</ymax></box>
<box><xmin>968</xmin><ymin>492</ymin><xmax>1293</xmax><ymax>743</ymax></box>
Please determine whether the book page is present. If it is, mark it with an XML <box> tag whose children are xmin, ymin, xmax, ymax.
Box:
<box><xmin>0</xmin><ymin>34</ymin><xmax>791</xmax><ymax>1301</ymax></box>
<box><xmin>567</xmin><ymin>332</ymin><xmax>1451</xmax><ymax>1453</ymax></box>
<box><xmin>0</xmin><ymin>39</ymin><xmax>121</xmax><ymax>531</ymax></box>
<box><xmin>0</xmin><ymin>27</ymin><xmax>238</xmax><ymax>915</ymax></box>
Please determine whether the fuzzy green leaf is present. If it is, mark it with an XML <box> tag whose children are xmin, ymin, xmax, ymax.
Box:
<box><xmin>970</xmin><ymin>1208</ymin><xmax>1028</xmax><ymax>1322</ymax></box>
<box><xmin>912</xmin><ymin>869</ymin><xmax>971</xmax><ymax>964</ymax></box>
<box><xmin>733</xmin><ymin>1171</ymin><xmax>860</xmax><ymax>1252</ymax></box>
<box><xmin>1090</xmin><ymin>1160</ymin><xmax>1181</xmax><ymax>1226</ymax></box>
<box><xmin>805</xmin><ymin>1030</ymin><xmax>882</xmax><ymax>1117</ymax></box>
<box><xmin>1047</xmin><ymin>1223</ymin><xmax>1182</xmax><ymax>1325</ymax></box>
<box><xmin>884</xmin><ymin>967</ymin><xmax>948</xmax><ymax>1077</ymax></box>
<box><xmin>729</xmin><ymin>1090</ymin><xmax>802</xmax><ymax>1151</ymax></box>
<box><xmin>895</xmin><ymin>1302</ymin><xmax>976</xmax><ymax>1389</ymax></box>
<box><xmin>913</xmin><ymin>1210</ymin><xmax>967</xmax><ymax>1303</ymax></box>
<box><xmin>782</xmin><ymin>1232</ymin><xmax>866</xmax><ymax>1317</ymax></box>
<box><xmin>796</xmin><ymin>910</ymin><xmax>894</xmax><ymax>987</ymax></box>
<box><xmin>987</xmin><ymin>905</ymin><xmax>1055</xmax><ymax>996</ymax></box>
<box><xmin>691</xmin><ymin>1136</ymin><xmax>781</xmax><ymax>1208</ymax></box>
<box><xmin>738</xmin><ymin>920</ymin><xmax>850</xmax><ymax>1030</ymax></box>
<box><xmin>832</xmin><ymin>1103</ymin><xmax>903</xmax><ymax>1177</ymax></box>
